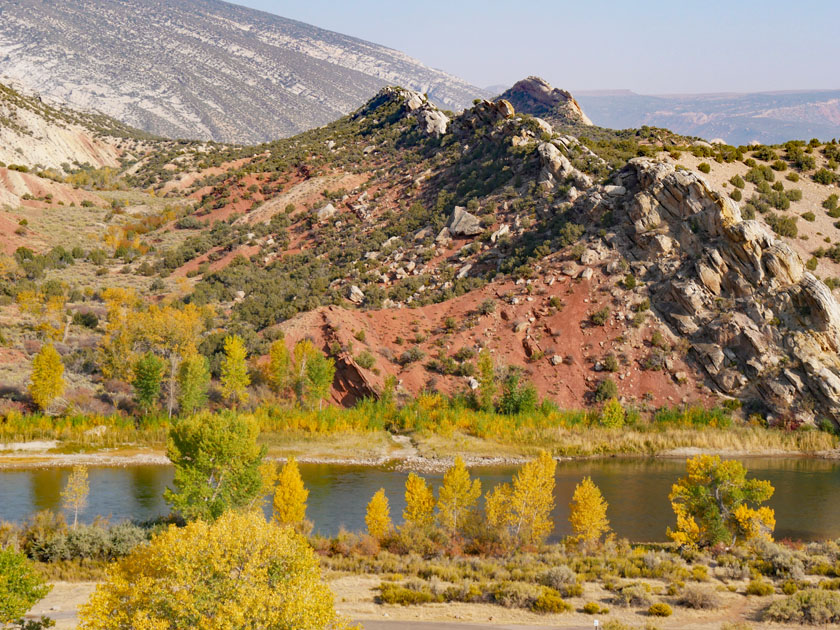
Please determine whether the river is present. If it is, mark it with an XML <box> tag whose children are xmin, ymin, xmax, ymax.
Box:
<box><xmin>1</xmin><ymin>457</ymin><xmax>838</xmax><ymax>541</ymax></box>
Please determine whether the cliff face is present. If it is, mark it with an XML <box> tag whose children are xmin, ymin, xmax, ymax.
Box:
<box><xmin>593</xmin><ymin>158</ymin><xmax>840</xmax><ymax>426</ymax></box>
<box><xmin>0</xmin><ymin>0</ymin><xmax>487</xmax><ymax>143</ymax></box>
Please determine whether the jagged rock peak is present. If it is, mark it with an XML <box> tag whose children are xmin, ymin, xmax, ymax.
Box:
<box><xmin>355</xmin><ymin>86</ymin><xmax>449</xmax><ymax>136</ymax></box>
<box><xmin>498</xmin><ymin>76</ymin><xmax>593</xmax><ymax>127</ymax></box>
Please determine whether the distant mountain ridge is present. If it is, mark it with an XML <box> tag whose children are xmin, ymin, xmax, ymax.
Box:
<box><xmin>575</xmin><ymin>89</ymin><xmax>840</xmax><ymax>144</ymax></box>
<box><xmin>0</xmin><ymin>0</ymin><xmax>488</xmax><ymax>143</ymax></box>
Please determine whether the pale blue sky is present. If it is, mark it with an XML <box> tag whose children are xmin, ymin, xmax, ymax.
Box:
<box><xmin>232</xmin><ymin>0</ymin><xmax>839</xmax><ymax>94</ymax></box>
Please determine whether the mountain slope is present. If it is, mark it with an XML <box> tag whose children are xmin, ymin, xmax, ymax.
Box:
<box><xmin>0</xmin><ymin>0</ymin><xmax>487</xmax><ymax>143</ymax></box>
<box><xmin>576</xmin><ymin>89</ymin><xmax>840</xmax><ymax>145</ymax></box>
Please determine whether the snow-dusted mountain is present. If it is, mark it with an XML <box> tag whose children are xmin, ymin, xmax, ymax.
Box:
<box><xmin>0</xmin><ymin>0</ymin><xmax>488</xmax><ymax>143</ymax></box>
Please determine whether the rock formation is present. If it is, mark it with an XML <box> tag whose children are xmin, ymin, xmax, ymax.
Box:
<box><xmin>584</xmin><ymin>158</ymin><xmax>840</xmax><ymax>426</ymax></box>
<box><xmin>497</xmin><ymin>76</ymin><xmax>593</xmax><ymax>128</ymax></box>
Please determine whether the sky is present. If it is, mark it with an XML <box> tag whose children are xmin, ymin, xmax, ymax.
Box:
<box><xmin>232</xmin><ymin>0</ymin><xmax>839</xmax><ymax>94</ymax></box>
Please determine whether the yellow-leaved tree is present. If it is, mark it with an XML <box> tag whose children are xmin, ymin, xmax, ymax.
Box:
<box><xmin>569</xmin><ymin>476</ymin><xmax>611</xmax><ymax>548</ymax></box>
<box><xmin>29</xmin><ymin>343</ymin><xmax>65</xmax><ymax>411</ymax></box>
<box><xmin>61</xmin><ymin>465</ymin><xmax>89</xmax><ymax>528</ymax></box>
<box><xmin>78</xmin><ymin>511</ymin><xmax>348</xmax><ymax>630</ymax></box>
<box><xmin>220</xmin><ymin>334</ymin><xmax>250</xmax><ymax>405</ymax></box>
<box><xmin>437</xmin><ymin>456</ymin><xmax>481</xmax><ymax>535</ymax></box>
<box><xmin>667</xmin><ymin>455</ymin><xmax>775</xmax><ymax>548</ymax></box>
<box><xmin>273</xmin><ymin>457</ymin><xmax>309</xmax><ymax>531</ymax></box>
<box><xmin>485</xmin><ymin>450</ymin><xmax>557</xmax><ymax>546</ymax></box>
<box><xmin>267</xmin><ymin>337</ymin><xmax>292</xmax><ymax>398</ymax></box>
<box><xmin>365</xmin><ymin>488</ymin><xmax>392</xmax><ymax>541</ymax></box>
<box><xmin>403</xmin><ymin>473</ymin><xmax>435</xmax><ymax>529</ymax></box>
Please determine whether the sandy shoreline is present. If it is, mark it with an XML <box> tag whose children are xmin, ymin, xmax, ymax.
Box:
<box><xmin>0</xmin><ymin>442</ymin><xmax>834</xmax><ymax>471</ymax></box>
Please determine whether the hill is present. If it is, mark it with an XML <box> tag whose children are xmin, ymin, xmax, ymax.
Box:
<box><xmin>576</xmin><ymin>89</ymin><xmax>840</xmax><ymax>145</ymax></box>
<box><xmin>2</xmin><ymin>80</ymin><xmax>840</xmax><ymax>430</ymax></box>
<box><xmin>0</xmin><ymin>0</ymin><xmax>487</xmax><ymax>143</ymax></box>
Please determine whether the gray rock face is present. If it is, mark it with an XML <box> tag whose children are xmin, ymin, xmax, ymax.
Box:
<box><xmin>0</xmin><ymin>0</ymin><xmax>486</xmax><ymax>142</ymax></box>
<box><xmin>447</xmin><ymin>207</ymin><xmax>483</xmax><ymax>237</ymax></box>
<box><xmin>612</xmin><ymin>157</ymin><xmax>840</xmax><ymax>425</ymax></box>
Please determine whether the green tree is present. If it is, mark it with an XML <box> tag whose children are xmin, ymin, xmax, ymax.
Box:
<box><xmin>164</xmin><ymin>411</ymin><xmax>266</xmax><ymax>521</ymax></box>
<box><xmin>267</xmin><ymin>338</ymin><xmax>291</xmax><ymax>397</ymax></box>
<box><xmin>667</xmin><ymin>455</ymin><xmax>775</xmax><ymax>548</ymax></box>
<box><xmin>177</xmin><ymin>353</ymin><xmax>210</xmax><ymax>415</ymax></box>
<box><xmin>132</xmin><ymin>351</ymin><xmax>165</xmax><ymax>411</ymax></box>
<box><xmin>29</xmin><ymin>343</ymin><xmax>64</xmax><ymax>411</ymax></box>
<box><xmin>220</xmin><ymin>335</ymin><xmax>250</xmax><ymax>405</ymax></box>
<box><xmin>475</xmin><ymin>348</ymin><xmax>495</xmax><ymax>411</ymax></box>
<box><xmin>0</xmin><ymin>548</ymin><xmax>52</xmax><ymax>623</ymax></box>
<box><xmin>305</xmin><ymin>352</ymin><xmax>335</xmax><ymax>409</ymax></box>
<box><xmin>437</xmin><ymin>456</ymin><xmax>481</xmax><ymax>534</ymax></box>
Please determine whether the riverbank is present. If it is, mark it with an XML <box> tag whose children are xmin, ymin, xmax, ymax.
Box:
<box><xmin>1</xmin><ymin>425</ymin><xmax>837</xmax><ymax>471</ymax></box>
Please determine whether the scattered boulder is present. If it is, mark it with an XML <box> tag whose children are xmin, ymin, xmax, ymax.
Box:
<box><xmin>348</xmin><ymin>285</ymin><xmax>365</xmax><ymax>304</ymax></box>
<box><xmin>447</xmin><ymin>206</ymin><xmax>483</xmax><ymax>237</ymax></box>
<box><xmin>316</xmin><ymin>203</ymin><xmax>337</xmax><ymax>221</ymax></box>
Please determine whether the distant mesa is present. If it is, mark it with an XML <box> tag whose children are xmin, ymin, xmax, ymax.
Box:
<box><xmin>496</xmin><ymin>76</ymin><xmax>593</xmax><ymax>127</ymax></box>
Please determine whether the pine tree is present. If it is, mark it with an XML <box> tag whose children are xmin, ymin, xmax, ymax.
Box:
<box><xmin>485</xmin><ymin>451</ymin><xmax>556</xmax><ymax>545</ymax></box>
<box><xmin>306</xmin><ymin>352</ymin><xmax>335</xmax><ymax>410</ymax></box>
<box><xmin>569</xmin><ymin>476</ymin><xmax>611</xmax><ymax>547</ymax></box>
<box><xmin>61</xmin><ymin>465</ymin><xmax>89</xmax><ymax>528</ymax></box>
<box><xmin>220</xmin><ymin>335</ymin><xmax>250</xmax><ymax>405</ymax></box>
<box><xmin>475</xmin><ymin>348</ymin><xmax>495</xmax><ymax>412</ymax></box>
<box><xmin>177</xmin><ymin>353</ymin><xmax>210</xmax><ymax>415</ymax></box>
<box><xmin>403</xmin><ymin>472</ymin><xmax>435</xmax><ymax>528</ymax></box>
<box><xmin>365</xmin><ymin>488</ymin><xmax>392</xmax><ymax>540</ymax></box>
<box><xmin>133</xmin><ymin>351</ymin><xmax>165</xmax><ymax>411</ymax></box>
<box><xmin>29</xmin><ymin>343</ymin><xmax>65</xmax><ymax>411</ymax></box>
<box><xmin>437</xmin><ymin>456</ymin><xmax>481</xmax><ymax>534</ymax></box>
<box><xmin>272</xmin><ymin>457</ymin><xmax>309</xmax><ymax>528</ymax></box>
<box><xmin>267</xmin><ymin>338</ymin><xmax>291</xmax><ymax>397</ymax></box>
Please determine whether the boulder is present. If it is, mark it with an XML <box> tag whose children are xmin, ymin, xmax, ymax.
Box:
<box><xmin>447</xmin><ymin>206</ymin><xmax>483</xmax><ymax>237</ymax></box>
<box><xmin>348</xmin><ymin>285</ymin><xmax>365</xmax><ymax>304</ymax></box>
<box><xmin>316</xmin><ymin>203</ymin><xmax>337</xmax><ymax>221</ymax></box>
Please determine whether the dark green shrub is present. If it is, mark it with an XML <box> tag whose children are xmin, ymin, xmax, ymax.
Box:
<box><xmin>698</xmin><ymin>162</ymin><xmax>711</xmax><ymax>174</ymax></box>
<box><xmin>594</xmin><ymin>378</ymin><xmax>618</xmax><ymax>402</ymax></box>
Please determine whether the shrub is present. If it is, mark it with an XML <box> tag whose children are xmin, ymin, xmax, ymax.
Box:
<box><xmin>824</xmin><ymin>194</ymin><xmax>839</xmax><ymax>211</ymax></box>
<box><xmin>648</xmin><ymin>602</ymin><xmax>673</xmax><ymax>617</ymax></box>
<box><xmin>698</xmin><ymin>162</ymin><xmax>711</xmax><ymax>174</ymax></box>
<box><xmin>603</xmin><ymin>354</ymin><xmax>619</xmax><ymax>372</ymax></box>
<box><xmin>766</xmin><ymin>589</ymin><xmax>840</xmax><ymax>624</ymax></box>
<box><xmin>766</xmin><ymin>213</ymin><xmax>798</xmax><ymax>237</ymax></box>
<box><xmin>594</xmin><ymin>378</ymin><xmax>618</xmax><ymax>403</ymax></box>
<box><xmin>678</xmin><ymin>585</ymin><xmax>720</xmax><ymax>609</ymax></box>
<box><xmin>730</xmin><ymin>174</ymin><xmax>745</xmax><ymax>189</ymax></box>
<box><xmin>615</xmin><ymin>584</ymin><xmax>652</xmax><ymax>607</ymax></box>
<box><xmin>542</xmin><ymin>566</ymin><xmax>577</xmax><ymax>590</ymax></box>
<box><xmin>582</xmin><ymin>602</ymin><xmax>605</xmax><ymax>614</ymax></box>
<box><xmin>590</xmin><ymin>307</ymin><xmax>610</xmax><ymax>326</ymax></box>
<box><xmin>493</xmin><ymin>581</ymin><xmax>543</xmax><ymax>609</ymax></box>
<box><xmin>355</xmin><ymin>351</ymin><xmax>376</xmax><ymax>370</ymax></box>
<box><xmin>746</xmin><ymin>579</ymin><xmax>775</xmax><ymax>596</ymax></box>
<box><xmin>532</xmin><ymin>588</ymin><xmax>572</xmax><ymax>614</ymax></box>
<box><xmin>814</xmin><ymin>168</ymin><xmax>836</xmax><ymax>185</ymax></box>
<box><xmin>730</xmin><ymin>188</ymin><xmax>742</xmax><ymax>202</ymax></box>
<box><xmin>379</xmin><ymin>582</ymin><xmax>437</xmax><ymax>606</ymax></box>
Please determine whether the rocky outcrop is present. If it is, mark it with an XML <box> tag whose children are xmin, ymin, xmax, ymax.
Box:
<box><xmin>357</xmin><ymin>87</ymin><xmax>449</xmax><ymax>136</ymax></box>
<box><xmin>447</xmin><ymin>206</ymin><xmax>483</xmax><ymax>237</ymax></box>
<box><xmin>497</xmin><ymin>76</ymin><xmax>593</xmax><ymax>127</ymax></box>
<box><xmin>600</xmin><ymin>158</ymin><xmax>840</xmax><ymax>425</ymax></box>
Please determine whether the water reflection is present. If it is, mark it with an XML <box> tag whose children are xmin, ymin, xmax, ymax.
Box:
<box><xmin>1</xmin><ymin>458</ymin><xmax>838</xmax><ymax>542</ymax></box>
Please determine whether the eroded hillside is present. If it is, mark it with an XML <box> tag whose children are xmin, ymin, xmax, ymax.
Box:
<box><xmin>2</xmin><ymin>78</ymin><xmax>840</xmax><ymax>427</ymax></box>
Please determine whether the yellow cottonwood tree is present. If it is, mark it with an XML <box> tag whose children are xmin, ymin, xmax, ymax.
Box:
<box><xmin>61</xmin><ymin>465</ymin><xmax>89</xmax><ymax>528</ymax></box>
<box><xmin>266</xmin><ymin>338</ymin><xmax>292</xmax><ymax>398</ymax></box>
<box><xmin>437</xmin><ymin>456</ymin><xmax>481</xmax><ymax>534</ymax></box>
<box><xmin>29</xmin><ymin>343</ymin><xmax>65</xmax><ymax>411</ymax></box>
<box><xmin>365</xmin><ymin>488</ymin><xmax>392</xmax><ymax>541</ymax></box>
<box><xmin>79</xmin><ymin>511</ymin><xmax>348</xmax><ymax>630</ymax></box>
<box><xmin>220</xmin><ymin>334</ymin><xmax>250</xmax><ymax>405</ymax></box>
<box><xmin>569</xmin><ymin>476</ymin><xmax>611</xmax><ymax>547</ymax></box>
<box><xmin>485</xmin><ymin>450</ymin><xmax>557</xmax><ymax>546</ymax></box>
<box><xmin>403</xmin><ymin>473</ymin><xmax>435</xmax><ymax>529</ymax></box>
<box><xmin>273</xmin><ymin>457</ymin><xmax>309</xmax><ymax>529</ymax></box>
